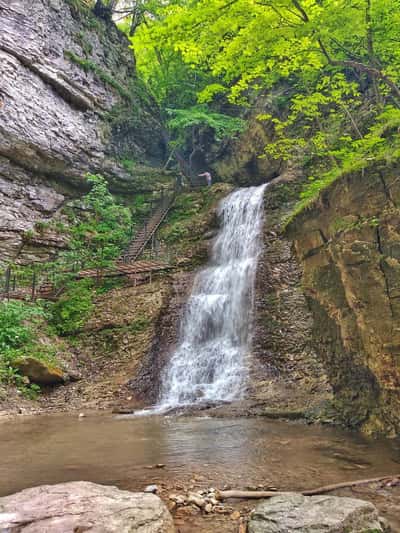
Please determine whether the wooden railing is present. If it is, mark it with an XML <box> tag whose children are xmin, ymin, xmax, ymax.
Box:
<box><xmin>0</xmin><ymin>185</ymin><xmax>179</xmax><ymax>301</ymax></box>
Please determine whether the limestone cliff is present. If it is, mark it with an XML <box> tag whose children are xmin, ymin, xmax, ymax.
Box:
<box><xmin>0</xmin><ymin>0</ymin><xmax>165</xmax><ymax>265</ymax></box>
<box><xmin>287</xmin><ymin>164</ymin><xmax>400</xmax><ymax>436</ymax></box>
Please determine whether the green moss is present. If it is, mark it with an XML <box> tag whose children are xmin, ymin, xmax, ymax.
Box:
<box><xmin>65</xmin><ymin>0</ymin><xmax>103</xmax><ymax>31</ymax></box>
<box><xmin>159</xmin><ymin>192</ymin><xmax>205</xmax><ymax>244</ymax></box>
<box><xmin>329</xmin><ymin>215</ymin><xmax>381</xmax><ymax>236</ymax></box>
<box><xmin>121</xmin><ymin>158</ymin><xmax>137</xmax><ymax>173</ymax></box>
<box><xmin>74</xmin><ymin>30</ymin><xmax>94</xmax><ymax>56</ymax></box>
<box><xmin>129</xmin><ymin>316</ymin><xmax>151</xmax><ymax>333</ymax></box>
<box><xmin>64</xmin><ymin>50</ymin><xmax>131</xmax><ymax>100</ymax></box>
<box><xmin>34</xmin><ymin>219</ymin><xmax>67</xmax><ymax>236</ymax></box>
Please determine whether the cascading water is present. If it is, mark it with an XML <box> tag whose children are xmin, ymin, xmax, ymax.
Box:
<box><xmin>157</xmin><ymin>183</ymin><xmax>267</xmax><ymax>410</ymax></box>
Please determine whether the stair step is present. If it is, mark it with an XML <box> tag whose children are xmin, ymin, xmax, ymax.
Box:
<box><xmin>119</xmin><ymin>192</ymin><xmax>175</xmax><ymax>263</ymax></box>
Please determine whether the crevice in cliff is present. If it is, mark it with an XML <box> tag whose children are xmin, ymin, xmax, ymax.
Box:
<box><xmin>319</xmin><ymin>229</ymin><xmax>328</xmax><ymax>243</ymax></box>
<box><xmin>378</xmin><ymin>171</ymin><xmax>397</xmax><ymax>207</ymax></box>
<box><xmin>376</xmin><ymin>226</ymin><xmax>383</xmax><ymax>254</ymax></box>
<box><xmin>376</xmin><ymin>226</ymin><xmax>395</xmax><ymax>321</ymax></box>
<box><xmin>0</xmin><ymin>44</ymin><xmax>94</xmax><ymax>112</ymax></box>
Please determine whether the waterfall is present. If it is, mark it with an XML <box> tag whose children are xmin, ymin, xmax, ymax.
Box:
<box><xmin>158</xmin><ymin>184</ymin><xmax>267</xmax><ymax>410</ymax></box>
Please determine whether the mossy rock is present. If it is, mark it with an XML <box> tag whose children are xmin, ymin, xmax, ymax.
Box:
<box><xmin>14</xmin><ymin>357</ymin><xmax>65</xmax><ymax>386</ymax></box>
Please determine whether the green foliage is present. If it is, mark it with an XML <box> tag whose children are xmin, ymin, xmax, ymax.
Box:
<box><xmin>121</xmin><ymin>158</ymin><xmax>137</xmax><ymax>173</ymax></box>
<box><xmin>129</xmin><ymin>1</ymin><xmax>213</xmax><ymax>109</ymax></box>
<box><xmin>2</xmin><ymin>176</ymin><xmax>133</xmax><ymax>339</ymax></box>
<box><xmin>0</xmin><ymin>301</ymin><xmax>43</xmax><ymax>353</ymax></box>
<box><xmin>289</xmin><ymin>105</ymin><xmax>400</xmax><ymax>218</ymax></box>
<box><xmin>166</xmin><ymin>106</ymin><xmax>244</xmax><ymax>148</ymax></box>
<box><xmin>50</xmin><ymin>280</ymin><xmax>94</xmax><ymax>335</ymax></box>
<box><xmin>60</xmin><ymin>174</ymin><xmax>132</xmax><ymax>272</ymax></box>
<box><xmin>64</xmin><ymin>51</ymin><xmax>132</xmax><ymax>100</ymax></box>
<box><xmin>128</xmin><ymin>0</ymin><xmax>400</xmax><ymax>214</ymax></box>
<box><xmin>0</xmin><ymin>301</ymin><xmax>57</xmax><ymax>397</ymax></box>
<box><xmin>21</xmin><ymin>383</ymin><xmax>42</xmax><ymax>400</ymax></box>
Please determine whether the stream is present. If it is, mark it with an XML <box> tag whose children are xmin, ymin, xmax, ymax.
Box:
<box><xmin>0</xmin><ymin>414</ymin><xmax>399</xmax><ymax>529</ymax></box>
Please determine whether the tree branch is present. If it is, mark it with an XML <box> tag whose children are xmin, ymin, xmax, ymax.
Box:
<box><xmin>215</xmin><ymin>474</ymin><xmax>400</xmax><ymax>500</ymax></box>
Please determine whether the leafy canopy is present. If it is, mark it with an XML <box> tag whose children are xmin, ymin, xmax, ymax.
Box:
<box><xmin>129</xmin><ymin>0</ymin><xmax>400</xmax><ymax>207</ymax></box>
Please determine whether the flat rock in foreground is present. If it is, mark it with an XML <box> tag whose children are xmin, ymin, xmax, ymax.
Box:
<box><xmin>248</xmin><ymin>492</ymin><xmax>389</xmax><ymax>533</ymax></box>
<box><xmin>0</xmin><ymin>481</ymin><xmax>175</xmax><ymax>532</ymax></box>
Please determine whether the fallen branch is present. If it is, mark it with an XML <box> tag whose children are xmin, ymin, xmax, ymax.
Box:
<box><xmin>302</xmin><ymin>475</ymin><xmax>400</xmax><ymax>496</ymax></box>
<box><xmin>215</xmin><ymin>474</ymin><xmax>400</xmax><ymax>500</ymax></box>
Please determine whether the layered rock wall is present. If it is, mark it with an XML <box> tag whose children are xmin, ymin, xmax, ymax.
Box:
<box><xmin>0</xmin><ymin>0</ymin><xmax>164</xmax><ymax>264</ymax></box>
<box><xmin>287</xmin><ymin>164</ymin><xmax>400</xmax><ymax>435</ymax></box>
<box><xmin>248</xmin><ymin>175</ymin><xmax>332</xmax><ymax>418</ymax></box>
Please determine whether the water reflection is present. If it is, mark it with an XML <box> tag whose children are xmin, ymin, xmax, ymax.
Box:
<box><xmin>0</xmin><ymin>414</ymin><xmax>399</xmax><ymax>497</ymax></box>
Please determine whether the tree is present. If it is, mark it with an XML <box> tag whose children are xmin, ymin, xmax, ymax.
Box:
<box><xmin>165</xmin><ymin>106</ymin><xmax>245</xmax><ymax>175</ymax></box>
<box><xmin>129</xmin><ymin>0</ymin><xmax>400</xmax><ymax>191</ymax></box>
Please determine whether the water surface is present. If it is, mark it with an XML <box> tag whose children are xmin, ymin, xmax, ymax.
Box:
<box><xmin>1</xmin><ymin>415</ymin><xmax>399</xmax><ymax>505</ymax></box>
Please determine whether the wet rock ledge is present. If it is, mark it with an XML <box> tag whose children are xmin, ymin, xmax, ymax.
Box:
<box><xmin>0</xmin><ymin>481</ymin><xmax>175</xmax><ymax>532</ymax></box>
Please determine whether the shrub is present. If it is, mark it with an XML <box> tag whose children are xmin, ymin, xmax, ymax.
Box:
<box><xmin>50</xmin><ymin>280</ymin><xmax>94</xmax><ymax>335</ymax></box>
<box><xmin>0</xmin><ymin>301</ymin><xmax>44</xmax><ymax>352</ymax></box>
<box><xmin>0</xmin><ymin>301</ymin><xmax>52</xmax><ymax>398</ymax></box>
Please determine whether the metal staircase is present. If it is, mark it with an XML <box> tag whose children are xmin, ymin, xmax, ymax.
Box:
<box><xmin>120</xmin><ymin>189</ymin><xmax>176</xmax><ymax>264</ymax></box>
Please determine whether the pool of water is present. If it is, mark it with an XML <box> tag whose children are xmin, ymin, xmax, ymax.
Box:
<box><xmin>1</xmin><ymin>414</ymin><xmax>399</xmax><ymax>528</ymax></box>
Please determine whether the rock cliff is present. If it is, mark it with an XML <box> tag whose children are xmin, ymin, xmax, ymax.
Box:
<box><xmin>0</xmin><ymin>0</ymin><xmax>165</xmax><ymax>265</ymax></box>
<box><xmin>287</xmin><ymin>163</ymin><xmax>400</xmax><ymax>436</ymax></box>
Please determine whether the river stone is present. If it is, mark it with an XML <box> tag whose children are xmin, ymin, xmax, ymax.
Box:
<box><xmin>14</xmin><ymin>357</ymin><xmax>65</xmax><ymax>385</ymax></box>
<box><xmin>0</xmin><ymin>481</ymin><xmax>175</xmax><ymax>532</ymax></box>
<box><xmin>248</xmin><ymin>492</ymin><xmax>388</xmax><ymax>533</ymax></box>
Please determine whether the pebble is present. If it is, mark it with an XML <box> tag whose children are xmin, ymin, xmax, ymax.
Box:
<box><xmin>144</xmin><ymin>485</ymin><xmax>159</xmax><ymax>494</ymax></box>
<box><xmin>169</xmin><ymin>494</ymin><xmax>186</xmax><ymax>505</ymax></box>
<box><xmin>230</xmin><ymin>510</ymin><xmax>241</xmax><ymax>520</ymax></box>
<box><xmin>187</xmin><ymin>492</ymin><xmax>206</xmax><ymax>509</ymax></box>
<box><xmin>78</xmin><ymin>413</ymin><xmax>85</xmax><ymax>418</ymax></box>
<box><xmin>204</xmin><ymin>503</ymin><xmax>213</xmax><ymax>513</ymax></box>
<box><xmin>145</xmin><ymin>463</ymin><xmax>166</xmax><ymax>469</ymax></box>
<box><xmin>168</xmin><ymin>501</ymin><xmax>177</xmax><ymax>511</ymax></box>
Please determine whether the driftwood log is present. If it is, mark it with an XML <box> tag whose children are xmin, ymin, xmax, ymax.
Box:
<box><xmin>215</xmin><ymin>475</ymin><xmax>400</xmax><ymax>500</ymax></box>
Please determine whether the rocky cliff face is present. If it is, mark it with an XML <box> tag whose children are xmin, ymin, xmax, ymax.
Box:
<box><xmin>287</xmin><ymin>164</ymin><xmax>400</xmax><ymax>436</ymax></box>
<box><xmin>249</xmin><ymin>175</ymin><xmax>332</xmax><ymax>419</ymax></box>
<box><xmin>0</xmin><ymin>0</ymin><xmax>165</xmax><ymax>265</ymax></box>
<box><xmin>211</xmin><ymin>100</ymin><xmax>283</xmax><ymax>186</ymax></box>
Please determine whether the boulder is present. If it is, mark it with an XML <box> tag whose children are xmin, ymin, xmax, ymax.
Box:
<box><xmin>14</xmin><ymin>357</ymin><xmax>65</xmax><ymax>385</ymax></box>
<box><xmin>0</xmin><ymin>481</ymin><xmax>175</xmax><ymax>532</ymax></box>
<box><xmin>248</xmin><ymin>492</ymin><xmax>389</xmax><ymax>533</ymax></box>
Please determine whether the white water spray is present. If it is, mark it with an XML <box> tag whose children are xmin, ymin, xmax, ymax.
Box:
<box><xmin>155</xmin><ymin>184</ymin><xmax>267</xmax><ymax>411</ymax></box>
